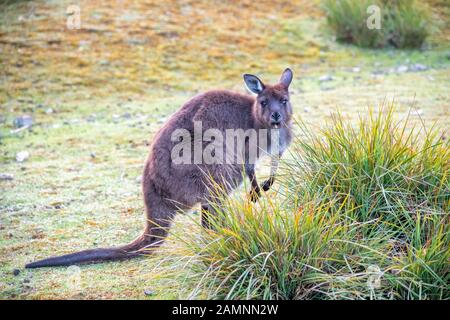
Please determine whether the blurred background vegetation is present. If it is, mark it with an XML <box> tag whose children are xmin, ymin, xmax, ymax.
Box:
<box><xmin>323</xmin><ymin>0</ymin><xmax>432</xmax><ymax>48</ymax></box>
<box><xmin>0</xmin><ymin>0</ymin><xmax>448</xmax><ymax>299</ymax></box>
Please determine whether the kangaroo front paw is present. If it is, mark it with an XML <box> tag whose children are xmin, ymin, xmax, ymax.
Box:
<box><xmin>249</xmin><ymin>187</ymin><xmax>261</xmax><ymax>202</ymax></box>
<box><xmin>261</xmin><ymin>178</ymin><xmax>274</xmax><ymax>191</ymax></box>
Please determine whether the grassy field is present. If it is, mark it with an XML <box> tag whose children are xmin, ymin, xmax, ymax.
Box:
<box><xmin>0</xmin><ymin>0</ymin><xmax>449</xmax><ymax>299</ymax></box>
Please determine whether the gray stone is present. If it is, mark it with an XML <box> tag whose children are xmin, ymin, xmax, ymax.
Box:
<box><xmin>144</xmin><ymin>289</ymin><xmax>155</xmax><ymax>296</ymax></box>
<box><xmin>396</xmin><ymin>65</ymin><xmax>409</xmax><ymax>73</ymax></box>
<box><xmin>122</xmin><ymin>112</ymin><xmax>132</xmax><ymax>119</ymax></box>
<box><xmin>16</xmin><ymin>151</ymin><xmax>30</xmax><ymax>162</ymax></box>
<box><xmin>319</xmin><ymin>74</ymin><xmax>333</xmax><ymax>82</ymax></box>
<box><xmin>409</xmin><ymin>63</ymin><xmax>427</xmax><ymax>72</ymax></box>
<box><xmin>157</xmin><ymin>116</ymin><xmax>168</xmax><ymax>124</ymax></box>
<box><xmin>13</xmin><ymin>115</ymin><xmax>33</xmax><ymax>128</ymax></box>
<box><xmin>0</xmin><ymin>173</ymin><xmax>14</xmax><ymax>181</ymax></box>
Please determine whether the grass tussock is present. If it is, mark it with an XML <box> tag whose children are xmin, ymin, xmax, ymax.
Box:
<box><xmin>289</xmin><ymin>109</ymin><xmax>449</xmax><ymax>226</ymax></box>
<box><xmin>322</xmin><ymin>0</ymin><xmax>431</xmax><ymax>48</ymax></box>
<box><xmin>177</xmin><ymin>107</ymin><xmax>449</xmax><ymax>300</ymax></box>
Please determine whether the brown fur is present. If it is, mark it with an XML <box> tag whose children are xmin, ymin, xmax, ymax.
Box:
<box><xmin>25</xmin><ymin>69</ymin><xmax>294</xmax><ymax>268</ymax></box>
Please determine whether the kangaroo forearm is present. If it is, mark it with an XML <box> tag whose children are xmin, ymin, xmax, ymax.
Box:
<box><xmin>262</xmin><ymin>155</ymin><xmax>280</xmax><ymax>191</ymax></box>
<box><xmin>246</xmin><ymin>168</ymin><xmax>261</xmax><ymax>202</ymax></box>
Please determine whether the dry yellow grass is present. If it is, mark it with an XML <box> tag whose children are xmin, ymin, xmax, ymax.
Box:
<box><xmin>1</xmin><ymin>0</ymin><xmax>323</xmax><ymax>100</ymax></box>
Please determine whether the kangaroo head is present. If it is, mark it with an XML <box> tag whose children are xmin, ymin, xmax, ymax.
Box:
<box><xmin>243</xmin><ymin>68</ymin><xmax>293</xmax><ymax>129</ymax></box>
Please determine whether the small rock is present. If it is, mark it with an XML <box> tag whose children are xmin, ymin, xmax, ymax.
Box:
<box><xmin>45</xmin><ymin>108</ymin><xmax>53</xmax><ymax>114</ymax></box>
<box><xmin>53</xmin><ymin>203</ymin><xmax>62</xmax><ymax>210</ymax></box>
<box><xmin>17</xmin><ymin>98</ymin><xmax>33</xmax><ymax>103</ymax></box>
<box><xmin>16</xmin><ymin>151</ymin><xmax>30</xmax><ymax>162</ymax></box>
<box><xmin>410</xmin><ymin>63</ymin><xmax>427</xmax><ymax>72</ymax></box>
<box><xmin>136</xmin><ymin>175</ymin><xmax>143</xmax><ymax>183</ymax></box>
<box><xmin>137</xmin><ymin>115</ymin><xmax>149</xmax><ymax>122</ymax></box>
<box><xmin>122</xmin><ymin>112</ymin><xmax>132</xmax><ymax>119</ymax></box>
<box><xmin>319</xmin><ymin>74</ymin><xmax>333</xmax><ymax>82</ymax></box>
<box><xmin>144</xmin><ymin>289</ymin><xmax>155</xmax><ymax>296</ymax></box>
<box><xmin>157</xmin><ymin>116</ymin><xmax>167</xmax><ymax>124</ymax></box>
<box><xmin>372</xmin><ymin>69</ymin><xmax>384</xmax><ymax>76</ymax></box>
<box><xmin>13</xmin><ymin>269</ymin><xmax>20</xmax><ymax>276</ymax></box>
<box><xmin>126</xmin><ymin>38</ymin><xmax>146</xmax><ymax>46</ymax></box>
<box><xmin>396</xmin><ymin>65</ymin><xmax>408</xmax><ymax>73</ymax></box>
<box><xmin>90</xmin><ymin>152</ymin><xmax>96</xmax><ymax>159</ymax></box>
<box><xmin>303</xmin><ymin>107</ymin><xmax>311</xmax><ymax>113</ymax></box>
<box><xmin>352</xmin><ymin>67</ymin><xmax>360</xmax><ymax>73</ymax></box>
<box><xmin>0</xmin><ymin>173</ymin><xmax>14</xmax><ymax>181</ymax></box>
<box><xmin>86</xmin><ymin>114</ymin><xmax>97</xmax><ymax>122</ymax></box>
<box><xmin>13</xmin><ymin>115</ymin><xmax>33</xmax><ymax>129</ymax></box>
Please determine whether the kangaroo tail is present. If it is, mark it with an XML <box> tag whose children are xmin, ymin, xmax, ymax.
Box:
<box><xmin>25</xmin><ymin>232</ymin><xmax>159</xmax><ymax>268</ymax></box>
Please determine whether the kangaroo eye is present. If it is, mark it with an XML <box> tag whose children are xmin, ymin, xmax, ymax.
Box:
<box><xmin>281</xmin><ymin>99</ymin><xmax>288</xmax><ymax>105</ymax></box>
<box><xmin>260</xmin><ymin>100</ymin><xmax>268</xmax><ymax>107</ymax></box>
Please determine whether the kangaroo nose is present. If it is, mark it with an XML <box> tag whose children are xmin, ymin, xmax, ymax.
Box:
<box><xmin>271</xmin><ymin>112</ymin><xmax>281</xmax><ymax>122</ymax></box>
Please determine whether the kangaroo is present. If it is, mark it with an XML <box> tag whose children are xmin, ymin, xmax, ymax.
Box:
<box><xmin>25</xmin><ymin>68</ymin><xmax>294</xmax><ymax>268</ymax></box>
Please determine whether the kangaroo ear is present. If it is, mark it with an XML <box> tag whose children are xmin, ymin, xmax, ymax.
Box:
<box><xmin>243</xmin><ymin>74</ymin><xmax>265</xmax><ymax>95</ymax></box>
<box><xmin>280</xmin><ymin>68</ymin><xmax>293</xmax><ymax>88</ymax></box>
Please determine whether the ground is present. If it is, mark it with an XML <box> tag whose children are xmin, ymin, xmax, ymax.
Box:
<box><xmin>0</xmin><ymin>0</ymin><xmax>449</xmax><ymax>299</ymax></box>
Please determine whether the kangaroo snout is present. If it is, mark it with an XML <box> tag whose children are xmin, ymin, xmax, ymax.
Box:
<box><xmin>271</xmin><ymin>111</ymin><xmax>282</xmax><ymax>123</ymax></box>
